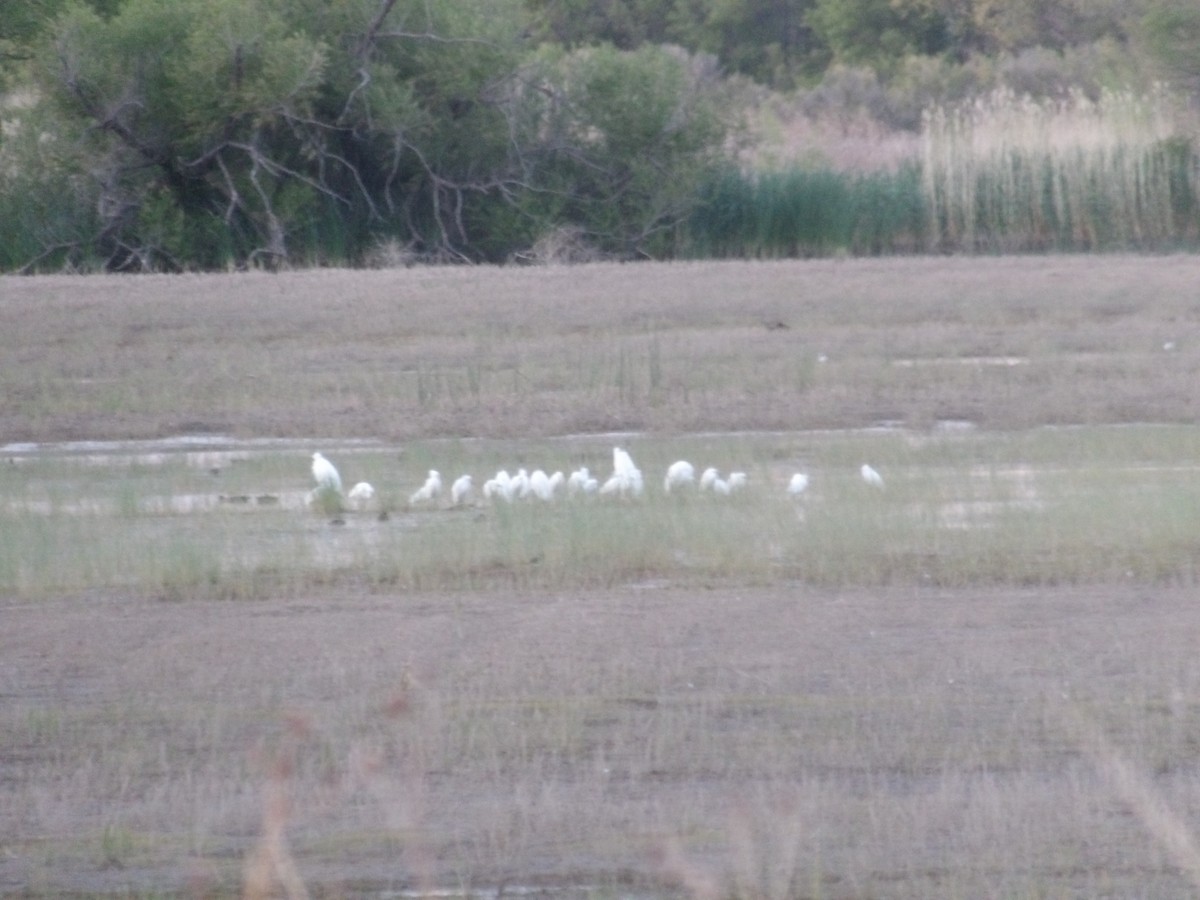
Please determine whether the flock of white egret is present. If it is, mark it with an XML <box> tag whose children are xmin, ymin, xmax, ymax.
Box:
<box><xmin>309</xmin><ymin>447</ymin><xmax>886</xmax><ymax>514</ymax></box>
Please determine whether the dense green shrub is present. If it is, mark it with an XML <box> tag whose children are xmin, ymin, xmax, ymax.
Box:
<box><xmin>0</xmin><ymin>0</ymin><xmax>731</xmax><ymax>271</ymax></box>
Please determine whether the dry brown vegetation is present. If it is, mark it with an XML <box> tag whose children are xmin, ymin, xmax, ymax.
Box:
<box><xmin>8</xmin><ymin>586</ymin><xmax>1200</xmax><ymax>897</ymax></box>
<box><xmin>2</xmin><ymin>256</ymin><xmax>1199</xmax><ymax>442</ymax></box>
<box><xmin>4</xmin><ymin>257</ymin><xmax>1200</xmax><ymax>897</ymax></box>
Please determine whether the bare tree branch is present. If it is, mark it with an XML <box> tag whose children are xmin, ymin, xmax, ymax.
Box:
<box><xmin>354</xmin><ymin>0</ymin><xmax>399</xmax><ymax>63</ymax></box>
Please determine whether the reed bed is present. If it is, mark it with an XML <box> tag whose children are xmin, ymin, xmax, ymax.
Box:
<box><xmin>687</xmin><ymin>86</ymin><xmax>1200</xmax><ymax>257</ymax></box>
<box><xmin>922</xmin><ymin>86</ymin><xmax>1200</xmax><ymax>252</ymax></box>
<box><xmin>686</xmin><ymin>164</ymin><xmax>927</xmax><ymax>257</ymax></box>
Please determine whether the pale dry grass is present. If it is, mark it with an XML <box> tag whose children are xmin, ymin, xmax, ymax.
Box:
<box><xmin>5</xmin><ymin>258</ymin><xmax>1200</xmax><ymax>897</ymax></box>
<box><xmin>2</xmin><ymin>257</ymin><xmax>1200</xmax><ymax>442</ymax></box>
<box><xmin>6</xmin><ymin>585</ymin><xmax>1200</xmax><ymax>896</ymax></box>
<box><xmin>923</xmin><ymin>87</ymin><xmax>1197</xmax><ymax>250</ymax></box>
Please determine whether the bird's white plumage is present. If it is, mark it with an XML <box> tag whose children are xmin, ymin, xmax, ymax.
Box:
<box><xmin>311</xmin><ymin>452</ymin><xmax>342</xmax><ymax>494</ymax></box>
<box><xmin>787</xmin><ymin>473</ymin><xmax>810</xmax><ymax>496</ymax></box>
<box><xmin>483</xmin><ymin>470</ymin><xmax>514</xmax><ymax>502</ymax></box>
<box><xmin>603</xmin><ymin>447</ymin><xmax>644</xmax><ymax>497</ymax></box>
<box><xmin>663</xmin><ymin>460</ymin><xmax>695</xmax><ymax>493</ymax></box>
<box><xmin>697</xmin><ymin>467</ymin><xmax>742</xmax><ymax>496</ymax></box>
<box><xmin>451</xmin><ymin>474</ymin><xmax>473</xmax><ymax>506</ymax></box>
<box><xmin>512</xmin><ymin>469</ymin><xmax>531</xmax><ymax>500</ymax></box>
<box><xmin>861</xmin><ymin>464</ymin><xmax>884</xmax><ymax>488</ymax></box>
<box><xmin>567</xmin><ymin>467</ymin><xmax>590</xmax><ymax>494</ymax></box>
<box><xmin>347</xmin><ymin>481</ymin><xmax>375</xmax><ymax>509</ymax></box>
<box><xmin>410</xmin><ymin>469</ymin><xmax>442</xmax><ymax>504</ymax></box>
<box><xmin>529</xmin><ymin>469</ymin><xmax>556</xmax><ymax>501</ymax></box>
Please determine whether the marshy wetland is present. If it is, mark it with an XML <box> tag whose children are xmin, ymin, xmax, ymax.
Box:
<box><xmin>4</xmin><ymin>257</ymin><xmax>1200</xmax><ymax>897</ymax></box>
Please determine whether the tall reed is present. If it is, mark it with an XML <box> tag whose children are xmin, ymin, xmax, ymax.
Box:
<box><xmin>685</xmin><ymin>165</ymin><xmax>926</xmax><ymax>258</ymax></box>
<box><xmin>922</xmin><ymin>86</ymin><xmax>1199</xmax><ymax>252</ymax></box>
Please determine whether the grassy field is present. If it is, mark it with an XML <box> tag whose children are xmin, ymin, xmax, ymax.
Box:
<box><xmin>2</xmin><ymin>256</ymin><xmax>1199</xmax><ymax>440</ymax></box>
<box><xmin>4</xmin><ymin>257</ymin><xmax>1200</xmax><ymax>897</ymax></box>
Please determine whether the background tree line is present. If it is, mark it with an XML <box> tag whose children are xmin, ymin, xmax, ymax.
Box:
<box><xmin>1</xmin><ymin>0</ymin><xmax>1198</xmax><ymax>271</ymax></box>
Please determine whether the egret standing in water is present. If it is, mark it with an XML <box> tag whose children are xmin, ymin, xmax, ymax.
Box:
<box><xmin>861</xmin><ymin>464</ymin><xmax>884</xmax><ymax>489</ymax></box>
<box><xmin>663</xmin><ymin>460</ymin><xmax>695</xmax><ymax>493</ymax></box>
<box><xmin>483</xmin><ymin>470</ymin><xmax>514</xmax><ymax>502</ymax></box>
<box><xmin>787</xmin><ymin>473</ymin><xmax>810</xmax><ymax>496</ymax></box>
<box><xmin>567</xmin><ymin>467</ymin><xmax>590</xmax><ymax>495</ymax></box>
<box><xmin>311</xmin><ymin>452</ymin><xmax>343</xmax><ymax>494</ymax></box>
<box><xmin>529</xmin><ymin>469</ymin><xmax>554</xmax><ymax>500</ymax></box>
<box><xmin>568</xmin><ymin>467</ymin><xmax>600</xmax><ymax>495</ymax></box>
<box><xmin>410</xmin><ymin>470</ymin><xmax>442</xmax><ymax>505</ymax></box>
<box><xmin>450</xmin><ymin>474</ymin><xmax>473</xmax><ymax>506</ymax></box>
<box><xmin>602</xmin><ymin>447</ymin><xmax>644</xmax><ymax>497</ymax></box>
<box><xmin>347</xmin><ymin>481</ymin><xmax>375</xmax><ymax>509</ymax></box>
<box><xmin>511</xmin><ymin>468</ymin><xmax>532</xmax><ymax>500</ymax></box>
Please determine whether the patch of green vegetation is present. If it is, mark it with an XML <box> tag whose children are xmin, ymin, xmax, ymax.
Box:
<box><xmin>4</xmin><ymin>425</ymin><xmax>1200</xmax><ymax>598</ymax></box>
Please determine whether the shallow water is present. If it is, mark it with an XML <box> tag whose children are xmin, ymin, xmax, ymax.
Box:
<box><xmin>1</xmin><ymin>435</ymin><xmax>389</xmax><ymax>469</ymax></box>
<box><xmin>8</xmin><ymin>427</ymin><xmax>1200</xmax><ymax>593</ymax></box>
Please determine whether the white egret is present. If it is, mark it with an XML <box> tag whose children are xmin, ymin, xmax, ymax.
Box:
<box><xmin>451</xmin><ymin>474</ymin><xmax>473</xmax><ymax>506</ymax></box>
<box><xmin>347</xmin><ymin>481</ymin><xmax>375</xmax><ymax>509</ymax></box>
<box><xmin>568</xmin><ymin>467</ymin><xmax>600</xmax><ymax>495</ymax></box>
<box><xmin>409</xmin><ymin>469</ymin><xmax>442</xmax><ymax>505</ymax></box>
<box><xmin>711</xmin><ymin>477</ymin><xmax>732</xmax><ymax>495</ymax></box>
<box><xmin>727</xmin><ymin>471</ymin><xmax>748</xmax><ymax>491</ymax></box>
<box><xmin>511</xmin><ymin>468</ymin><xmax>531</xmax><ymax>500</ymax></box>
<box><xmin>861</xmin><ymin>464</ymin><xmax>885</xmax><ymax>489</ymax></box>
<box><xmin>611</xmin><ymin>447</ymin><xmax>644</xmax><ymax>497</ymax></box>
<box><xmin>567</xmin><ymin>467</ymin><xmax>591</xmax><ymax>495</ymax></box>
<box><xmin>483</xmin><ymin>470</ymin><xmax>514</xmax><ymax>502</ymax></box>
<box><xmin>600</xmin><ymin>447</ymin><xmax>644</xmax><ymax>497</ymax></box>
<box><xmin>529</xmin><ymin>469</ymin><xmax>556</xmax><ymax>501</ymax></box>
<box><xmin>699</xmin><ymin>467</ymin><xmax>719</xmax><ymax>491</ymax></box>
<box><xmin>787</xmin><ymin>473</ymin><xmax>810</xmax><ymax>496</ymax></box>
<box><xmin>613</xmin><ymin>447</ymin><xmax>638</xmax><ymax>478</ymax></box>
<box><xmin>663</xmin><ymin>460</ymin><xmax>696</xmax><ymax>493</ymax></box>
<box><xmin>311</xmin><ymin>452</ymin><xmax>343</xmax><ymax>494</ymax></box>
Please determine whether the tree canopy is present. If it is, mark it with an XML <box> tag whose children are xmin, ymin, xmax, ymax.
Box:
<box><xmin>0</xmin><ymin>0</ymin><xmax>1192</xmax><ymax>270</ymax></box>
<box><xmin>3</xmin><ymin>0</ymin><xmax>732</xmax><ymax>269</ymax></box>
